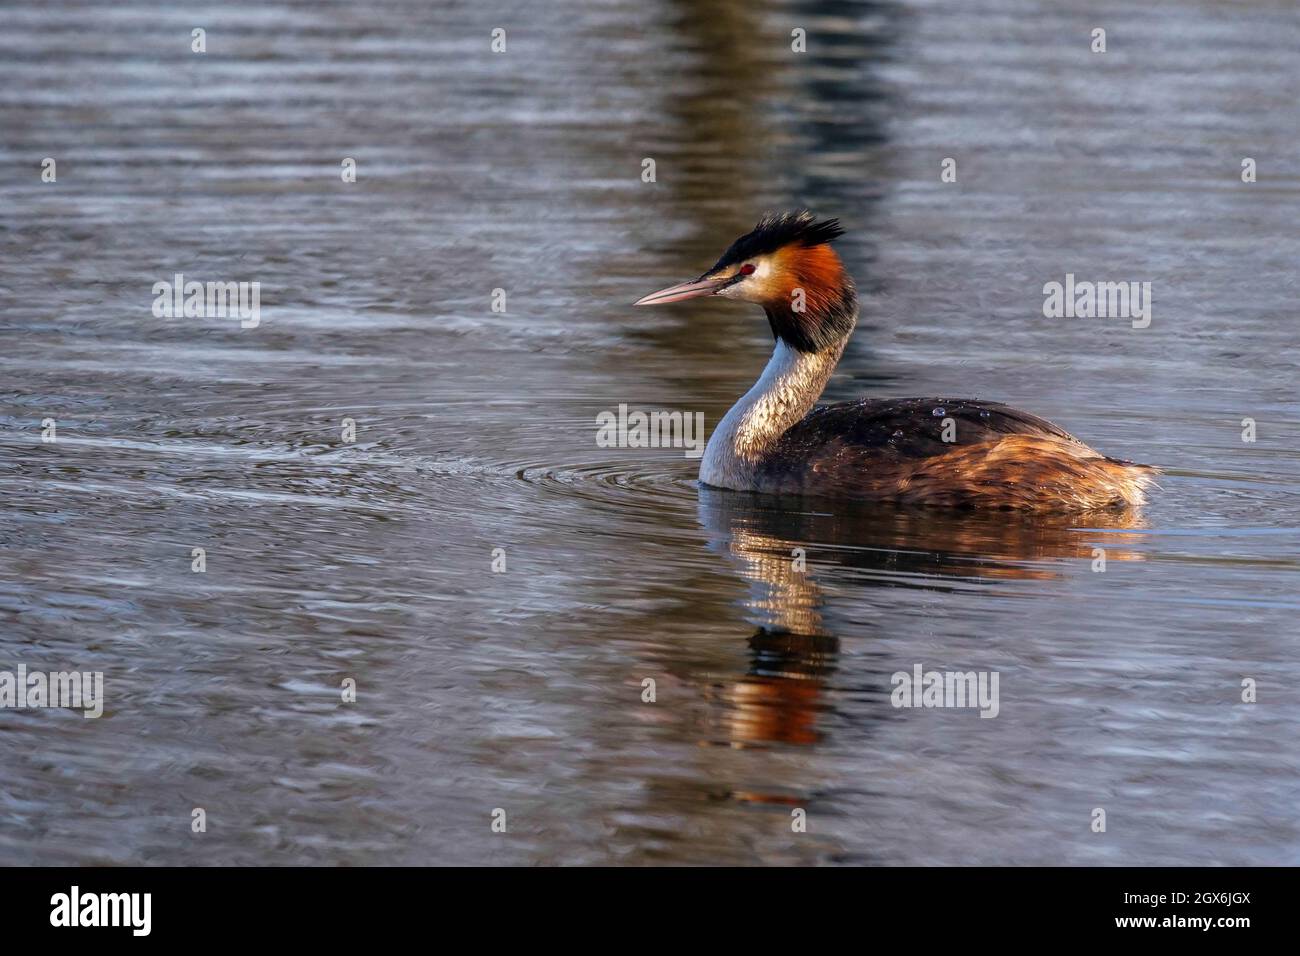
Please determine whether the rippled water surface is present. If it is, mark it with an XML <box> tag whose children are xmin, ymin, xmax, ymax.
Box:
<box><xmin>2</xmin><ymin>0</ymin><xmax>1298</xmax><ymax>865</ymax></box>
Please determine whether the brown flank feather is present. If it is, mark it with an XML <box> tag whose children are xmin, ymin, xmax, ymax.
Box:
<box><xmin>889</xmin><ymin>436</ymin><xmax>1156</xmax><ymax>511</ymax></box>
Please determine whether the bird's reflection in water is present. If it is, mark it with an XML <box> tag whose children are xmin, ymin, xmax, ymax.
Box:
<box><xmin>697</xmin><ymin>488</ymin><xmax>1147</xmax><ymax>749</ymax></box>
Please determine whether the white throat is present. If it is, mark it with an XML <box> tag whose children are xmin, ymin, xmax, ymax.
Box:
<box><xmin>700</xmin><ymin>338</ymin><xmax>846</xmax><ymax>490</ymax></box>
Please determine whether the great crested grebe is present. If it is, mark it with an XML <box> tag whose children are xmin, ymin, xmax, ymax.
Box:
<box><xmin>635</xmin><ymin>211</ymin><xmax>1156</xmax><ymax>511</ymax></box>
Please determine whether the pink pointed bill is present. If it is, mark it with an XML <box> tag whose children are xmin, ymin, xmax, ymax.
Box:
<box><xmin>633</xmin><ymin>274</ymin><xmax>731</xmax><ymax>306</ymax></box>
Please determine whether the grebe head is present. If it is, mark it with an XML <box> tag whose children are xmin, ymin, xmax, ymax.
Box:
<box><xmin>634</xmin><ymin>211</ymin><xmax>857</xmax><ymax>353</ymax></box>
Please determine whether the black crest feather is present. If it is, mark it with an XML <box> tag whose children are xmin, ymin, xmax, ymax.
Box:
<box><xmin>711</xmin><ymin>210</ymin><xmax>845</xmax><ymax>271</ymax></box>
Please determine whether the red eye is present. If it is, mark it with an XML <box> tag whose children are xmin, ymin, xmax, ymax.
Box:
<box><xmin>739</xmin><ymin>263</ymin><xmax>756</xmax><ymax>275</ymax></box>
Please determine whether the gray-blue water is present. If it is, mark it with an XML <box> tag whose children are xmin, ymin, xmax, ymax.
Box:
<box><xmin>1</xmin><ymin>0</ymin><xmax>1297</xmax><ymax>864</ymax></box>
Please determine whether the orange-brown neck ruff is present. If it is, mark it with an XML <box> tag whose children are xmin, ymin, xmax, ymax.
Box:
<box><xmin>762</xmin><ymin>243</ymin><xmax>857</xmax><ymax>353</ymax></box>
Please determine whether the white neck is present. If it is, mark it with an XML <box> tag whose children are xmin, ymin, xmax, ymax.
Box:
<box><xmin>700</xmin><ymin>338</ymin><xmax>847</xmax><ymax>490</ymax></box>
